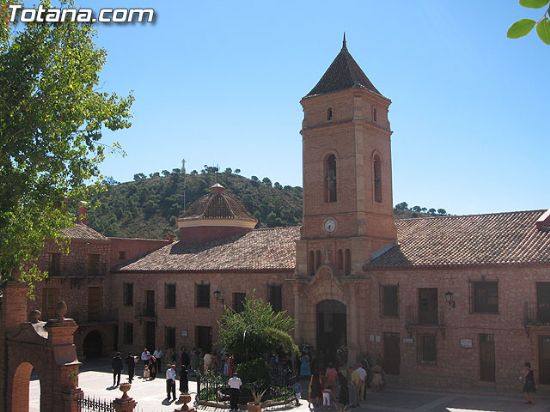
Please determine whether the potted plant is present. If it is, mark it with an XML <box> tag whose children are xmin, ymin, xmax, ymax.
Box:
<box><xmin>247</xmin><ymin>385</ymin><xmax>267</xmax><ymax>412</ymax></box>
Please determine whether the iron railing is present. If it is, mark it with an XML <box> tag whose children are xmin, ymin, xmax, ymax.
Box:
<box><xmin>524</xmin><ymin>302</ymin><xmax>550</xmax><ymax>326</ymax></box>
<box><xmin>77</xmin><ymin>394</ymin><xmax>116</xmax><ymax>412</ymax></box>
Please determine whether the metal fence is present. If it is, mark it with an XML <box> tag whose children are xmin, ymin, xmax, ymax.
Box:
<box><xmin>77</xmin><ymin>394</ymin><xmax>116</xmax><ymax>412</ymax></box>
<box><xmin>196</xmin><ymin>370</ymin><xmax>296</xmax><ymax>406</ymax></box>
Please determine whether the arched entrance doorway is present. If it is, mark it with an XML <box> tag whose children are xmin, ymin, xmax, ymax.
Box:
<box><xmin>316</xmin><ymin>300</ymin><xmax>347</xmax><ymax>367</ymax></box>
<box><xmin>83</xmin><ymin>330</ymin><xmax>103</xmax><ymax>358</ymax></box>
<box><xmin>11</xmin><ymin>362</ymin><xmax>34</xmax><ymax>412</ymax></box>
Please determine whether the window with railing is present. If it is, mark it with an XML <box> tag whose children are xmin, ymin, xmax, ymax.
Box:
<box><xmin>418</xmin><ymin>288</ymin><xmax>438</xmax><ymax>324</ymax></box>
<box><xmin>123</xmin><ymin>283</ymin><xmax>134</xmax><ymax>306</ymax></box>
<box><xmin>537</xmin><ymin>282</ymin><xmax>550</xmax><ymax>323</ymax></box>
<box><xmin>417</xmin><ymin>334</ymin><xmax>437</xmax><ymax>364</ymax></box>
<box><xmin>48</xmin><ymin>253</ymin><xmax>61</xmax><ymax>276</ymax></box>
<box><xmin>268</xmin><ymin>284</ymin><xmax>282</xmax><ymax>312</ymax></box>
<box><xmin>123</xmin><ymin>322</ymin><xmax>133</xmax><ymax>345</ymax></box>
<box><xmin>196</xmin><ymin>284</ymin><xmax>210</xmax><ymax>308</ymax></box>
<box><xmin>233</xmin><ymin>292</ymin><xmax>246</xmax><ymax>313</ymax></box>
<box><xmin>380</xmin><ymin>284</ymin><xmax>399</xmax><ymax>317</ymax></box>
<box><xmin>165</xmin><ymin>326</ymin><xmax>176</xmax><ymax>349</ymax></box>
<box><xmin>165</xmin><ymin>283</ymin><xmax>176</xmax><ymax>309</ymax></box>
<box><xmin>472</xmin><ymin>281</ymin><xmax>498</xmax><ymax>313</ymax></box>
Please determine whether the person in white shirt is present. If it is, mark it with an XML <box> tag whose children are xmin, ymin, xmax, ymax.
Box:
<box><xmin>356</xmin><ymin>364</ymin><xmax>367</xmax><ymax>401</ymax></box>
<box><xmin>141</xmin><ymin>348</ymin><xmax>151</xmax><ymax>377</ymax></box>
<box><xmin>227</xmin><ymin>372</ymin><xmax>242</xmax><ymax>411</ymax></box>
<box><xmin>154</xmin><ymin>348</ymin><xmax>164</xmax><ymax>373</ymax></box>
<box><xmin>165</xmin><ymin>364</ymin><xmax>177</xmax><ymax>401</ymax></box>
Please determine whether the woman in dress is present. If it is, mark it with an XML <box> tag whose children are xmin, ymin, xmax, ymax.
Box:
<box><xmin>522</xmin><ymin>362</ymin><xmax>536</xmax><ymax>404</ymax></box>
<box><xmin>308</xmin><ymin>372</ymin><xmax>322</xmax><ymax>408</ymax></box>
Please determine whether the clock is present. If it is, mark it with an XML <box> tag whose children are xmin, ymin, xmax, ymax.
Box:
<box><xmin>323</xmin><ymin>217</ymin><xmax>337</xmax><ymax>234</ymax></box>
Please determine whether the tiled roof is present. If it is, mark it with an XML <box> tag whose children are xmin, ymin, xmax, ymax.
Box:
<box><xmin>369</xmin><ymin>210</ymin><xmax>550</xmax><ymax>268</ymax></box>
<box><xmin>61</xmin><ymin>224</ymin><xmax>107</xmax><ymax>240</ymax></box>
<box><xmin>306</xmin><ymin>39</ymin><xmax>382</xmax><ymax>98</ymax></box>
<box><xmin>118</xmin><ymin>227</ymin><xmax>300</xmax><ymax>272</ymax></box>
<box><xmin>183</xmin><ymin>186</ymin><xmax>256</xmax><ymax>221</ymax></box>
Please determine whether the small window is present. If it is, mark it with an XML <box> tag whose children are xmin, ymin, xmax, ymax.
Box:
<box><xmin>165</xmin><ymin>326</ymin><xmax>176</xmax><ymax>349</ymax></box>
<box><xmin>373</xmin><ymin>155</ymin><xmax>382</xmax><ymax>203</ymax></box>
<box><xmin>315</xmin><ymin>250</ymin><xmax>322</xmax><ymax>271</ymax></box>
<box><xmin>118</xmin><ymin>251</ymin><xmax>127</xmax><ymax>260</ymax></box>
<box><xmin>344</xmin><ymin>249</ymin><xmax>351</xmax><ymax>275</ymax></box>
<box><xmin>165</xmin><ymin>283</ymin><xmax>176</xmax><ymax>309</ymax></box>
<box><xmin>123</xmin><ymin>283</ymin><xmax>134</xmax><ymax>306</ymax></box>
<box><xmin>324</xmin><ymin>154</ymin><xmax>337</xmax><ymax>203</ymax></box>
<box><xmin>373</xmin><ymin>107</ymin><xmax>377</xmax><ymax>122</ymax></box>
<box><xmin>308</xmin><ymin>251</ymin><xmax>315</xmax><ymax>276</ymax></box>
<box><xmin>327</xmin><ymin>107</ymin><xmax>333</xmax><ymax>121</ymax></box>
<box><xmin>418</xmin><ymin>334</ymin><xmax>436</xmax><ymax>363</ymax></box>
<box><xmin>42</xmin><ymin>288</ymin><xmax>60</xmax><ymax>320</ymax></box>
<box><xmin>233</xmin><ymin>292</ymin><xmax>246</xmax><ymax>313</ymax></box>
<box><xmin>472</xmin><ymin>281</ymin><xmax>498</xmax><ymax>313</ymax></box>
<box><xmin>337</xmin><ymin>249</ymin><xmax>343</xmax><ymax>272</ymax></box>
<box><xmin>196</xmin><ymin>284</ymin><xmax>210</xmax><ymax>308</ymax></box>
<box><xmin>48</xmin><ymin>253</ymin><xmax>61</xmax><ymax>276</ymax></box>
<box><xmin>380</xmin><ymin>285</ymin><xmax>399</xmax><ymax>317</ymax></box>
<box><xmin>123</xmin><ymin>322</ymin><xmax>134</xmax><ymax>345</ymax></box>
<box><xmin>268</xmin><ymin>285</ymin><xmax>282</xmax><ymax>312</ymax></box>
<box><xmin>87</xmin><ymin>254</ymin><xmax>101</xmax><ymax>276</ymax></box>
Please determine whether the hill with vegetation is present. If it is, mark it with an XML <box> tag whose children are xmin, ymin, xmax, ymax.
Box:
<box><xmin>88</xmin><ymin>166</ymin><xmax>303</xmax><ymax>239</ymax></box>
<box><xmin>88</xmin><ymin>165</ymin><xmax>448</xmax><ymax>239</ymax></box>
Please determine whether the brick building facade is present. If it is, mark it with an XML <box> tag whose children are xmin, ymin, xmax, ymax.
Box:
<box><xmin>24</xmin><ymin>37</ymin><xmax>550</xmax><ymax>392</ymax></box>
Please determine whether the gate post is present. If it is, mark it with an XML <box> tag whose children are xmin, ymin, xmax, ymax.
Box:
<box><xmin>62</xmin><ymin>387</ymin><xmax>84</xmax><ymax>412</ymax></box>
<box><xmin>113</xmin><ymin>383</ymin><xmax>137</xmax><ymax>412</ymax></box>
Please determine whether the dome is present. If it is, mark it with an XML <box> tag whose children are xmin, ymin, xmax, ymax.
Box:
<box><xmin>177</xmin><ymin>184</ymin><xmax>258</xmax><ymax>245</ymax></box>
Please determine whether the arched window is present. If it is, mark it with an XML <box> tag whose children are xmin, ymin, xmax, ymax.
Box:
<box><xmin>373</xmin><ymin>154</ymin><xmax>382</xmax><ymax>203</ymax></box>
<box><xmin>337</xmin><ymin>249</ymin><xmax>343</xmax><ymax>272</ymax></box>
<box><xmin>327</xmin><ymin>107</ymin><xmax>333</xmax><ymax>121</ymax></box>
<box><xmin>344</xmin><ymin>249</ymin><xmax>351</xmax><ymax>275</ymax></box>
<box><xmin>308</xmin><ymin>251</ymin><xmax>315</xmax><ymax>276</ymax></box>
<box><xmin>315</xmin><ymin>250</ymin><xmax>322</xmax><ymax>270</ymax></box>
<box><xmin>325</xmin><ymin>154</ymin><xmax>337</xmax><ymax>202</ymax></box>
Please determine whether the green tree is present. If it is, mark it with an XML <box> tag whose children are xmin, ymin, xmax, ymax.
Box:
<box><xmin>218</xmin><ymin>295</ymin><xmax>297</xmax><ymax>380</ymax></box>
<box><xmin>0</xmin><ymin>2</ymin><xmax>133</xmax><ymax>288</ymax></box>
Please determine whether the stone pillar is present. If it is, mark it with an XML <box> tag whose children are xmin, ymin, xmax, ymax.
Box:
<box><xmin>62</xmin><ymin>387</ymin><xmax>83</xmax><ymax>412</ymax></box>
<box><xmin>113</xmin><ymin>383</ymin><xmax>137</xmax><ymax>412</ymax></box>
<box><xmin>348</xmin><ymin>285</ymin><xmax>358</xmax><ymax>364</ymax></box>
<box><xmin>293</xmin><ymin>282</ymin><xmax>301</xmax><ymax>343</ymax></box>
<box><xmin>0</xmin><ymin>281</ymin><xmax>28</xmax><ymax>412</ymax></box>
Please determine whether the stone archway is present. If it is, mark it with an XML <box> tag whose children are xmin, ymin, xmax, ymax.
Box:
<box><xmin>83</xmin><ymin>330</ymin><xmax>103</xmax><ymax>359</ymax></box>
<box><xmin>1</xmin><ymin>282</ymin><xmax>82</xmax><ymax>412</ymax></box>
<box><xmin>316</xmin><ymin>300</ymin><xmax>347</xmax><ymax>368</ymax></box>
<box><xmin>10</xmin><ymin>362</ymin><xmax>33</xmax><ymax>412</ymax></box>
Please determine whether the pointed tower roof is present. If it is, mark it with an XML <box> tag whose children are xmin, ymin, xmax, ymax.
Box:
<box><xmin>305</xmin><ymin>35</ymin><xmax>382</xmax><ymax>98</ymax></box>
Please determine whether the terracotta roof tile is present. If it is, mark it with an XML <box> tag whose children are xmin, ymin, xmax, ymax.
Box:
<box><xmin>61</xmin><ymin>224</ymin><xmax>107</xmax><ymax>240</ymax></box>
<box><xmin>369</xmin><ymin>210</ymin><xmax>550</xmax><ymax>268</ymax></box>
<box><xmin>118</xmin><ymin>226</ymin><xmax>300</xmax><ymax>272</ymax></box>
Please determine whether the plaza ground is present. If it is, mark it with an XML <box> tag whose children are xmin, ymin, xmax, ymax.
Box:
<box><xmin>28</xmin><ymin>358</ymin><xmax>550</xmax><ymax>412</ymax></box>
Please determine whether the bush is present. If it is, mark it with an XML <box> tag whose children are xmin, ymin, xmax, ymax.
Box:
<box><xmin>236</xmin><ymin>358</ymin><xmax>271</xmax><ymax>387</ymax></box>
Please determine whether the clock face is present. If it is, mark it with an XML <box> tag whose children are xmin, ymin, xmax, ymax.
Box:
<box><xmin>324</xmin><ymin>218</ymin><xmax>337</xmax><ymax>233</ymax></box>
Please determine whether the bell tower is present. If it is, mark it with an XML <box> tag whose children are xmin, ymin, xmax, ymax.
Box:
<box><xmin>295</xmin><ymin>35</ymin><xmax>397</xmax><ymax>277</ymax></box>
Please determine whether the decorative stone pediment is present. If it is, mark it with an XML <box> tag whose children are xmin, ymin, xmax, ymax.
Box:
<box><xmin>8</xmin><ymin>321</ymin><xmax>48</xmax><ymax>343</ymax></box>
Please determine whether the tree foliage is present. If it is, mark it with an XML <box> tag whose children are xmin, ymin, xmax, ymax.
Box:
<box><xmin>508</xmin><ymin>0</ymin><xmax>550</xmax><ymax>44</ymax></box>
<box><xmin>0</xmin><ymin>1</ymin><xmax>133</xmax><ymax>287</ymax></box>
<box><xmin>217</xmin><ymin>295</ymin><xmax>297</xmax><ymax>364</ymax></box>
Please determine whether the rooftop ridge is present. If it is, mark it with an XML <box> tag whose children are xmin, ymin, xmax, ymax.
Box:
<box><xmin>395</xmin><ymin>209</ymin><xmax>546</xmax><ymax>222</ymax></box>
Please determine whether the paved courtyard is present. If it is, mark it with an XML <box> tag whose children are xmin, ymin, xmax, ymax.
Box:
<box><xmin>28</xmin><ymin>359</ymin><xmax>550</xmax><ymax>412</ymax></box>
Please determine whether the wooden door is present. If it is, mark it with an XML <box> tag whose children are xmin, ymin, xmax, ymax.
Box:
<box><xmin>87</xmin><ymin>287</ymin><xmax>102</xmax><ymax>322</ymax></box>
<box><xmin>383</xmin><ymin>332</ymin><xmax>400</xmax><ymax>375</ymax></box>
<box><xmin>479</xmin><ymin>334</ymin><xmax>495</xmax><ymax>382</ymax></box>
<box><xmin>539</xmin><ymin>335</ymin><xmax>550</xmax><ymax>384</ymax></box>
<box><xmin>418</xmin><ymin>288</ymin><xmax>438</xmax><ymax>324</ymax></box>
<box><xmin>145</xmin><ymin>290</ymin><xmax>155</xmax><ymax>316</ymax></box>
<box><xmin>145</xmin><ymin>321</ymin><xmax>156</xmax><ymax>351</ymax></box>
<box><xmin>196</xmin><ymin>326</ymin><xmax>212</xmax><ymax>353</ymax></box>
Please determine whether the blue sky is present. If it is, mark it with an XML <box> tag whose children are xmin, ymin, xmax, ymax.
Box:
<box><xmin>77</xmin><ymin>0</ymin><xmax>548</xmax><ymax>215</ymax></box>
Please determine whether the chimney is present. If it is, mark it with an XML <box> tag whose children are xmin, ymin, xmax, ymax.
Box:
<box><xmin>78</xmin><ymin>201</ymin><xmax>89</xmax><ymax>225</ymax></box>
<box><xmin>535</xmin><ymin>210</ymin><xmax>550</xmax><ymax>232</ymax></box>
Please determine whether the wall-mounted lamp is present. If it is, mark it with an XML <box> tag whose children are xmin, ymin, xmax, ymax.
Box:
<box><xmin>213</xmin><ymin>289</ymin><xmax>224</xmax><ymax>303</ymax></box>
<box><xmin>444</xmin><ymin>291</ymin><xmax>456</xmax><ymax>308</ymax></box>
